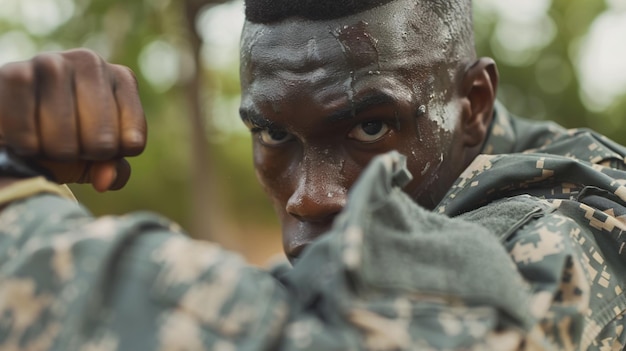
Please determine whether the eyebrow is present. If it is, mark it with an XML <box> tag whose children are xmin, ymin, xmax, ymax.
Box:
<box><xmin>327</xmin><ymin>93</ymin><xmax>397</xmax><ymax>123</ymax></box>
<box><xmin>238</xmin><ymin>92</ymin><xmax>398</xmax><ymax>127</ymax></box>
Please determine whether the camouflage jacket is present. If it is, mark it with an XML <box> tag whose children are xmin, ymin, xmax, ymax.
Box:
<box><xmin>1</xmin><ymin>105</ymin><xmax>626</xmax><ymax>350</ymax></box>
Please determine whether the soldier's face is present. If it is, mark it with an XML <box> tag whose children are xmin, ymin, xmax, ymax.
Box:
<box><xmin>240</xmin><ymin>1</ymin><xmax>473</xmax><ymax>261</ymax></box>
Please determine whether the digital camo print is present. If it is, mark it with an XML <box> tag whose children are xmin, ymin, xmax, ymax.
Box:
<box><xmin>0</xmin><ymin>104</ymin><xmax>625</xmax><ymax>350</ymax></box>
<box><xmin>437</xmin><ymin>104</ymin><xmax>626</xmax><ymax>350</ymax></box>
<box><xmin>0</xmin><ymin>197</ymin><xmax>289</xmax><ymax>350</ymax></box>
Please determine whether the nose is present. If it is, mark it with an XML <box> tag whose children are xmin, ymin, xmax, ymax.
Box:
<box><xmin>285</xmin><ymin>177</ymin><xmax>346</xmax><ymax>223</ymax></box>
<box><xmin>284</xmin><ymin>178</ymin><xmax>346</xmax><ymax>261</ymax></box>
<box><xmin>283</xmin><ymin>168</ymin><xmax>346</xmax><ymax>262</ymax></box>
<box><xmin>282</xmin><ymin>152</ymin><xmax>349</xmax><ymax>261</ymax></box>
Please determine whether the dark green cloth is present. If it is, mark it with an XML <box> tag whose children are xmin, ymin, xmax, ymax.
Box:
<box><xmin>1</xmin><ymin>105</ymin><xmax>626</xmax><ymax>349</ymax></box>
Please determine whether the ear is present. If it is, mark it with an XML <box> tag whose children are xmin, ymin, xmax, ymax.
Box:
<box><xmin>459</xmin><ymin>57</ymin><xmax>498</xmax><ymax>148</ymax></box>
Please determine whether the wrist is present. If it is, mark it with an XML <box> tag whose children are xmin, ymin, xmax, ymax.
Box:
<box><xmin>0</xmin><ymin>149</ymin><xmax>54</xmax><ymax>181</ymax></box>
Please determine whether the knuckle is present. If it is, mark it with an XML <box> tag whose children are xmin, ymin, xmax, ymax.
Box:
<box><xmin>44</xmin><ymin>141</ymin><xmax>79</xmax><ymax>161</ymax></box>
<box><xmin>122</xmin><ymin>140</ymin><xmax>146</xmax><ymax>156</ymax></box>
<box><xmin>112</xmin><ymin>64</ymin><xmax>139</xmax><ymax>90</ymax></box>
<box><xmin>121</xmin><ymin>122</ymin><xmax>147</xmax><ymax>157</ymax></box>
<box><xmin>84</xmin><ymin>136</ymin><xmax>119</xmax><ymax>160</ymax></box>
<box><xmin>0</xmin><ymin>62</ymin><xmax>34</xmax><ymax>86</ymax></box>
<box><xmin>66</xmin><ymin>48</ymin><xmax>105</xmax><ymax>71</ymax></box>
<box><xmin>33</xmin><ymin>53</ymin><xmax>65</xmax><ymax>78</ymax></box>
<box><xmin>66</xmin><ymin>48</ymin><xmax>102</xmax><ymax>62</ymax></box>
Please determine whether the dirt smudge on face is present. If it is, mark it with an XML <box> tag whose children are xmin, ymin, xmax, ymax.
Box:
<box><xmin>330</xmin><ymin>21</ymin><xmax>381</xmax><ymax>117</ymax></box>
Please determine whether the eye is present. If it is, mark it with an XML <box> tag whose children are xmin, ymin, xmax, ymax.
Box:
<box><xmin>258</xmin><ymin>128</ymin><xmax>294</xmax><ymax>146</ymax></box>
<box><xmin>348</xmin><ymin>121</ymin><xmax>390</xmax><ymax>143</ymax></box>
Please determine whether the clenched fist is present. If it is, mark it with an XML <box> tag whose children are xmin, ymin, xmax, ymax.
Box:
<box><xmin>0</xmin><ymin>49</ymin><xmax>147</xmax><ymax>191</ymax></box>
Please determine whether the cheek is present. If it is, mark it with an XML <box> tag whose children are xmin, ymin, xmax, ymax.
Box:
<box><xmin>398</xmin><ymin>117</ymin><xmax>454</xmax><ymax>201</ymax></box>
<box><xmin>397</xmin><ymin>118</ymin><xmax>444</xmax><ymax>166</ymax></box>
<box><xmin>404</xmin><ymin>141</ymin><xmax>445</xmax><ymax>186</ymax></box>
<box><xmin>253</xmin><ymin>143</ymin><xmax>293</xmax><ymax>203</ymax></box>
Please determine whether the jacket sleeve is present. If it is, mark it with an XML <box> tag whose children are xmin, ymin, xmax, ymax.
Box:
<box><xmin>0</xmin><ymin>189</ymin><xmax>290</xmax><ymax>350</ymax></box>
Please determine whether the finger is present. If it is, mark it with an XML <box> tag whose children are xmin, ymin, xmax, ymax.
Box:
<box><xmin>109</xmin><ymin>158</ymin><xmax>130</xmax><ymax>190</ymax></box>
<box><xmin>34</xmin><ymin>53</ymin><xmax>79</xmax><ymax>161</ymax></box>
<box><xmin>37</xmin><ymin>158</ymin><xmax>130</xmax><ymax>191</ymax></box>
<box><xmin>90</xmin><ymin>158</ymin><xmax>130</xmax><ymax>191</ymax></box>
<box><xmin>90</xmin><ymin>160</ymin><xmax>117</xmax><ymax>192</ymax></box>
<box><xmin>111</xmin><ymin>64</ymin><xmax>147</xmax><ymax>157</ymax></box>
<box><xmin>66</xmin><ymin>49</ymin><xmax>119</xmax><ymax>160</ymax></box>
<box><xmin>0</xmin><ymin>61</ymin><xmax>39</xmax><ymax>155</ymax></box>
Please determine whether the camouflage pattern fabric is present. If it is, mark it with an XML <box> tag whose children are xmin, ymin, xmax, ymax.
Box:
<box><xmin>1</xmin><ymin>104</ymin><xmax>626</xmax><ymax>350</ymax></box>
<box><xmin>438</xmin><ymin>104</ymin><xmax>626</xmax><ymax>350</ymax></box>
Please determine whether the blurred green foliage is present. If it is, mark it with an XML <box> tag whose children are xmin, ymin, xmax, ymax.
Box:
<box><xmin>474</xmin><ymin>0</ymin><xmax>626</xmax><ymax>140</ymax></box>
<box><xmin>0</xmin><ymin>0</ymin><xmax>280</xmax><ymax>255</ymax></box>
<box><xmin>61</xmin><ymin>1</ymin><xmax>277</xmax><ymax>230</ymax></box>
<box><xmin>1</xmin><ymin>0</ymin><xmax>626</xmax><ymax>260</ymax></box>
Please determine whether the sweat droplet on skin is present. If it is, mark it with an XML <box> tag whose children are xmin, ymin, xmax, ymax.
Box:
<box><xmin>417</xmin><ymin>105</ymin><xmax>426</xmax><ymax>116</ymax></box>
<box><xmin>306</xmin><ymin>38</ymin><xmax>321</xmax><ymax>62</ymax></box>
<box><xmin>345</xmin><ymin>71</ymin><xmax>356</xmax><ymax>116</ymax></box>
<box><xmin>421</xmin><ymin>162</ymin><xmax>431</xmax><ymax>176</ymax></box>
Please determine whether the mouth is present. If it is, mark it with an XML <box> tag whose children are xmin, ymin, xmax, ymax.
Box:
<box><xmin>283</xmin><ymin>221</ymin><xmax>334</xmax><ymax>263</ymax></box>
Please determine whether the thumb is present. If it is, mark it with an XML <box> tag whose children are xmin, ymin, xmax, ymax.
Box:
<box><xmin>90</xmin><ymin>161</ymin><xmax>117</xmax><ymax>192</ymax></box>
<box><xmin>36</xmin><ymin>158</ymin><xmax>132</xmax><ymax>192</ymax></box>
<box><xmin>90</xmin><ymin>159</ymin><xmax>132</xmax><ymax>192</ymax></box>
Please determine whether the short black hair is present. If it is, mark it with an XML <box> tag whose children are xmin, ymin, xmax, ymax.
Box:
<box><xmin>243</xmin><ymin>0</ymin><xmax>473</xmax><ymax>41</ymax></box>
<box><xmin>244</xmin><ymin>0</ymin><xmax>395</xmax><ymax>23</ymax></box>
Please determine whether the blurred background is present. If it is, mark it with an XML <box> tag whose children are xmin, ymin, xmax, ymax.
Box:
<box><xmin>1</xmin><ymin>0</ymin><xmax>625</xmax><ymax>264</ymax></box>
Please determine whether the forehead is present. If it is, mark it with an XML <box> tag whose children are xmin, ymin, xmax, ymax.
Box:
<box><xmin>240</xmin><ymin>0</ymin><xmax>452</xmax><ymax>82</ymax></box>
<box><xmin>238</xmin><ymin>0</ymin><xmax>463</xmax><ymax>121</ymax></box>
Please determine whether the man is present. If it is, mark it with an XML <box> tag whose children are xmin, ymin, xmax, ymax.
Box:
<box><xmin>0</xmin><ymin>0</ymin><xmax>625</xmax><ymax>349</ymax></box>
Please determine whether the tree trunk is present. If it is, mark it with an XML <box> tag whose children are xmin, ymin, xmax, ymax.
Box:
<box><xmin>182</xmin><ymin>0</ymin><xmax>237</xmax><ymax>248</ymax></box>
